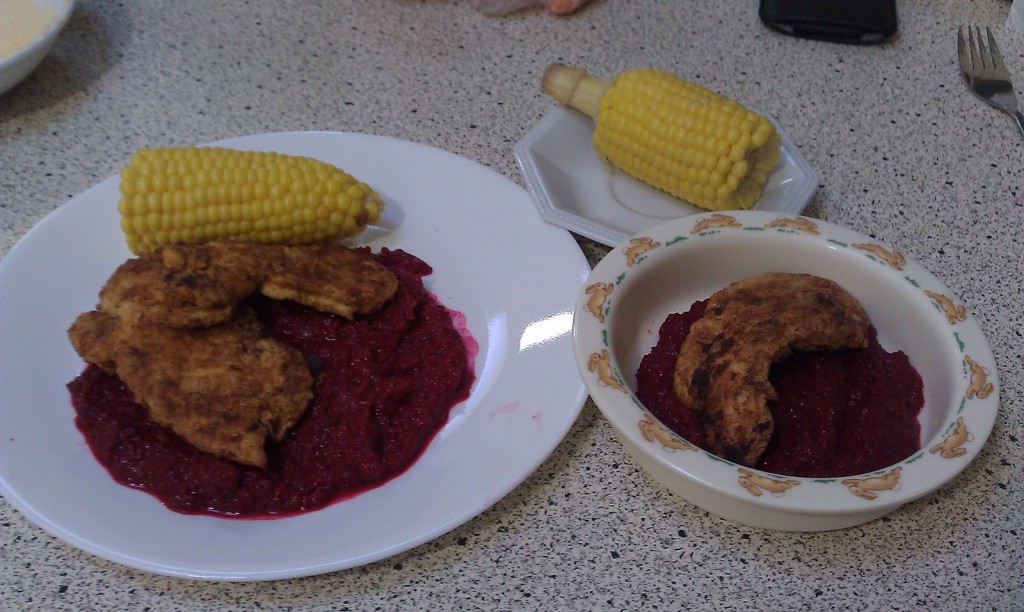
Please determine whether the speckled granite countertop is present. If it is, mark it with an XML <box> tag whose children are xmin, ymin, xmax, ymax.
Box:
<box><xmin>2</xmin><ymin>0</ymin><xmax>1022</xmax><ymax>609</ymax></box>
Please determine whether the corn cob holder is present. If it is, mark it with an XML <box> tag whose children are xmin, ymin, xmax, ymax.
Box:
<box><xmin>118</xmin><ymin>147</ymin><xmax>384</xmax><ymax>254</ymax></box>
<box><xmin>542</xmin><ymin>64</ymin><xmax>782</xmax><ymax>212</ymax></box>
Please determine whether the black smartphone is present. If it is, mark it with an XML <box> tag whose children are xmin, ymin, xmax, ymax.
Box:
<box><xmin>759</xmin><ymin>0</ymin><xmax>898</xmax><ymax>45</ymax></box>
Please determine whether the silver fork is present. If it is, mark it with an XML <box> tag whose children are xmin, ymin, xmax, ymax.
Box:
<box><xmin>957</xmin><ymin>25</ymin><xmax>1024</xmax><ymax>140</ymax></box>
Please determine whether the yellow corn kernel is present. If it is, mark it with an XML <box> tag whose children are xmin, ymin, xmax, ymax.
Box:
<box><xmin>118</xmin><ymin>146</ymin><xmax>384</xmax><ymax>254</ymax></box>
<box><xmin>542</xmin><ymin>64</ymin><xmax>782</xmax><ymax>212</ymax></box>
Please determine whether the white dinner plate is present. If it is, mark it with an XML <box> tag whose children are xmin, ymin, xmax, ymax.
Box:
<box><xmin>0</xmin><ymin>131</ymin><xmax>591</xmax><ymax>581</ymax></box>
<box><xmin>514</xmin><ymin>107</ymin><xmax>820</xmax><ymax>247</ymax></box>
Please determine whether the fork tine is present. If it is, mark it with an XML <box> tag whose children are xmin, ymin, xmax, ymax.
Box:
<box><xmin>958</xmin><ymin>23</ymin><xmax>1024</xmax><ymax>133</ymax></box>
<box><xmin>985</xmin><ymin>26</ymin><xmax>1008</xmax><ymax>74</ymax></box>
<box><xmin>968</xmin><ymin>26</ymin><xmax>982</xmax><ymax>69</ymax></box>
<box><xmin>957</xmin><ymin>26</ymin><xmax>969</xmax><ymax>71</ymax></box>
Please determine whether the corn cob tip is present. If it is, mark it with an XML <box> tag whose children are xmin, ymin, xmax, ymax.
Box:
<box><xmin>541</xmin><ymin>63</ymin><xmax>607</xmax><ymax>119</ymax></box>
<box><xmin>541</xmin><ymin>64</ymin><xmax>585</xmax><ymax>103</ymax></box>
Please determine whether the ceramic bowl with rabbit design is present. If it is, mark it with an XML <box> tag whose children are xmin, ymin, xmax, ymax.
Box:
<box><xmin>573</xmin><ymin>210</ymin><xmax>998</xmax><ymax>531</ymax></box>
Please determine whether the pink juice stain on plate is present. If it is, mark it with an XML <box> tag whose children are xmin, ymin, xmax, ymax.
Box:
<box><xmin>443</xmin><ymin>306</ymin><xmax>479</xmax><ymax>370</ymax></box>
<box><xmin>489</xmin><ymin>400</ymin><xmax>521</xmax><ymax>418</ymax></box>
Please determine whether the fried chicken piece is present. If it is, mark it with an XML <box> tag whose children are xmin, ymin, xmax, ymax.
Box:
<box><xmin>260</xmin><ymin>243</ymin><xmax>399</xmax><ymax>319</ymax></box>
<box><xmin>97</xmin><ymin>241</ymin><xmax>397</xmax><ymax>328</ymax></box>
<box><xmin>673</xmin><ymin>273</ymin><xmax>870</xmax><ymax>467</ymax></box>
<box><xmin>68</xmin><ymin>308</ymin><xmax>314</xmax><ymax>468</ymax></box>
<box><xmin>98</xmin><ymin>242</ymin><xmax>262</xmax><ymax>328</ymax></box>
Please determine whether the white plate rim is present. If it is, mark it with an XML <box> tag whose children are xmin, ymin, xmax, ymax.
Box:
<box><xmin>0</xmin><ymin>131</ymin><xmax>591</xmax><ymax>581</ymax></box>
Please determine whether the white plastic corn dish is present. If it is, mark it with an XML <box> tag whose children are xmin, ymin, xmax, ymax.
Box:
<box><xmin>573</xmin><ymin>210</ymin><xmax>998</xmax><ymax>531</ymax></box>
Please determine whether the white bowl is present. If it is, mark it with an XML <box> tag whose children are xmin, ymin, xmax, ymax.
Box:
<box><xmin>573</xmin><ymin>210</ymin><xmax>999</xmax><ymax>531</ymax></box>
<box><xmin>0</xmin><ymin>0</ymin><xmax>75</xmax><ymax>97</ymax></box>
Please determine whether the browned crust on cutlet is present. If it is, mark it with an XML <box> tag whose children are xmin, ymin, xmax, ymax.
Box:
<box><xmin>69</xmin><ymin>308</ymin><xmax>314</xmax><ymax>468</ymax></box>
<box><xmin>97</xmin><ymin>241</ymin><xmax>397</xmax><ymax>329</ymax></box>
<box><xmin>98</xmin><ymin>245</ymin><xmax>259</xmax><ymax>328</ymax></box>
<box><xmin>673</xmin><ymin>272</ymin><xmax>871</xmax><ymax>467</ymax></box>
<box><xmin>259</xmin><ymin>244</ymin><xmax>399</xmax><ymax>320</ymax></box>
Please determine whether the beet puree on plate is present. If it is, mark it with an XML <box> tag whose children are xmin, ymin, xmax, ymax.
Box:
<box><xmin>68</xmin><ymin>248</ymin><xmax>475</xmax><ymax>518</ymax></box>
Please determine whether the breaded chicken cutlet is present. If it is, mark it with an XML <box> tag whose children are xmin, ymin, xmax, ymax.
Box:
<box><xmin>69</xmin><ymin>308</ymin><xmax>313</xmax><ymax>468</ymax></box>
<box><xmin>98</xmin><ymin>241</ymin><xmax>260</xmax><ymax>328</ymax></box>
<box><xmin>673</xmin><ymin>272</ymin><xmax>870</xmax><ymax>467</ymax></box>
<box><xmin>70</xmin><ymin>241</ymin><xmax>399</xmax><ymax>467</ymax></box>
<box><xmin>99</xmin><ymin>241</ymin><xmax>398</xmax><ymax>328</ymax></box>
<box><xmin>259</xmin><ymin>243</ymin><xmax>398</xmax><ymax>320</ymax></box>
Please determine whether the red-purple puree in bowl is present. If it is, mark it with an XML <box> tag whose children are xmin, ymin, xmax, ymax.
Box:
<box><xmin>635</xmin><ymin>299</ymin><xmax>924</xmax><ymax>478</ymax></box>
<box><xmin>67</xmin><ymin>248</ymin><xmax>477</xmax><ymax>518</ymax></box>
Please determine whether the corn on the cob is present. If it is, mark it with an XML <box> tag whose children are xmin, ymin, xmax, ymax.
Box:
<box><xmin>542</xmin><ymin>64</ymin><xmax>781</xmax><ymax>211</ymax></box>
<box><xmin>117</xmin><ymin>147</ymin><xmax>384</xmax><ymax>254</ymax></box>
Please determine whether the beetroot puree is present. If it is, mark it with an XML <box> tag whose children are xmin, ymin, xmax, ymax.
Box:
<box><xmin>67</xmin><ymin>248</ymin><xmax>475</xmax><ymax>517</ymax></box>
<box><xmin>635</xmin><ymin>299</ymin><xmax>924</xmax><ymax>478</ymax></box>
